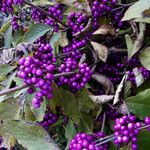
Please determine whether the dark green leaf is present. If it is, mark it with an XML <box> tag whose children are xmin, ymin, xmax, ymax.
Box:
<box><xmin>65</xmin><ymin>119</ymin><xmax>76</xmax><ymax>150</ymax></box>
<box><xmin>21</xmin><ymin>23</ymin><xmax>51</xmax><ymax>44</ymax></box>
<box><xmin>0</xmin><ymin>98</ymin><xmax>20</xmax><ymax>121</ymax></box>
<box><xmin>31</xmin><ymin>100</ymin><xmax>46</xmax><ymax>122</ymax></box>
<box><xmin>79</xmin><ymin>112</ymin><xmax>94</xmax><ymax>133</ymax></box>
<box><xmin>5</xmin><ymin>120</ymin><xmax>60</xmax><ymax>150</ymax></box>
<box><xmin>24</xmin><ymin>104</ymin><xmax>36</xmax><ymax>122</ymax></box>
<box><xmin>75</xmin><ymin>89</ymin><xmax>96</xmax><ymax>113</ymax></box>
<box><xmin>137</xmin><ymin>130</ymin><xmax>150</xmax><ymax>149</ymax></box>
<box><xmin>61</xmin><ymin>89</ymin><xmax>80</xmax><ymax>125</ymax></box>
<box><xmin>126</xmin><ymin>89</ymin><xmax>150</xmax><ymax>119</ymax></box>
<box><xmin>49</xmin><ymin>82</ymin><xmax>63</xmax><ymax>112</ymax></box>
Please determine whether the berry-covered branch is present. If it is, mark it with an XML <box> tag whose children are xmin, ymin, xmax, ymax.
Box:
<box><xmin>23</xmin><ymin>0</ymin><xmax>67</xmax><ymax>28</ymax></box>
<box><xmin>0</xmin><ymin>72</ymin><xmax>75</xmax><ymax>97</ymax></box>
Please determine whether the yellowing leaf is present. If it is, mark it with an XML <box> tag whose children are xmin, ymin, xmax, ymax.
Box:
<box><xmin>139</xmin><ymin>47</ymin><xmax>150</xmax><ymax>70</ymax></box>
<box><xmin>91</xmin><ymin>41</ymin><xmax>108</xmax><ymax>62</ymax></box>
<box><xmin>93</xmin><ymin>25</ymin><xmax>115</xmax><ymax>35</ymax></box>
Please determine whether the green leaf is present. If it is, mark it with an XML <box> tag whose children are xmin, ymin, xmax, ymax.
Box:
<box><xmin>61</xmin><ymin>89</ymin><xmax>80</xmax><ymax>125</ymax></box>
<box><xmin>31</xmin><ymin>100</ymin><xmax>46</xmax><ymax>122</ymax></box>
<box><xmin>5</xmin><ymin>120</ymin><xmax>60</xmax><ymax>150</ymax></box>
<box><xmin>65</xmin><ymin>119</ymin><xmax>76</xmax><ymax>141</ymax></box>
<box><xmin>21</xmin><ymin>23</ymin><xmax>52</xmax><ymax>44</ymax></box>
<box><xmin>0</xmin><ymin>98</ymin><xmax>20</xmax><ymax>121</ymax></box>
<box><xmin>109</xmin><ymin>143</ymin><xmax>118</xmax><ymax>150</ymax></box>
<box><xmin>13</xmin><ymin>77</ymin><xmax>24</xmax><ymax>86</ymax></box>
<box><xmin>4</xmin><ymin>26</ymin><xmax>12</xmax><ymax>48</ymax></box>
<box><xmin>0</xmin><ymin>71</ymin><xmax>17</xmax><ymax>102</ymax></box>
<box><xmin>49</xmin><ymin>82</ymin><xmax>63</xmax><ymax>112</ymax></box>
<box><xmin>75</xmin><ymin>89</ymin><xmax>96</xmax><ymax>113</ymax></box>
<box><xmin>65</xmin><ymin>119</ymin><xmax>76</xmax><ymax>150</ymax></box>
<box><xmin>50</xmin><ymin>32</ymin><xmax>61</xmax><ymax>47</ymax></box>
<box><xmin>128</xmin><ymin>23</ymin><xmax>146</xmax><ymax>59</ymax></box>
<box><xmin>122</xmin><ymin>0</ymin><xmax>150</xmax><ymax>21</ymax></box>
<box><xmin>137</xmin><ymin>130</ymin><xmax>150</xmax><ymax>149</ymax></box>
<box><xmin>24</xmin><ymin>104</ymin><xmax>36</xmax><ymax>122</ymax></box>
<box><xmin>14</xmin><ymin>88</ymin><xmax>28</xmax><ymax>98</ymax></box>
<box><xmin>126</xmin><ymin>89</ymin><xmax>150</xmax><ymax>119</ymax></box>
<box><xmin>79</xmin><ymin>112</ymin><xmax>94</xmax><ymax>133</ymax></box>
<box><xmin>125</xmin><ymin>34</ymin><xmax>133</xmax><ymax>59</ymax></box>
<box><xmin>139</xmin><ymin>47</ymin><xmax>150</xmax><ymax>70</ymax></box>
<box><xmin>12</xmin><ymin>30</ymin><xmax>24</xmax><ymax>47</ymax></box>
<box><xmin>0</xmin><ymin>18</ymin><xmax>11</xmax><ymax>33</ymax></box>
<box><xmin>0</xmin><ymin>65</ymin><xmax>16</xmax><ymax>75</ymax></box>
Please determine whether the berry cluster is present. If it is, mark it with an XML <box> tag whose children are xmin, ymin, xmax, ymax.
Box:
<box><xmin>45</xmin><ymin>4</ymin><xmax>63</xmax><ymax>32</ymax></box>
<box><xmin>91</xmin><ymin>0</ymin><xmax>116</xmax><ymax>29</ymax></box>
<box><xmin>68</xmin><ymin>12</ymin><xmax>88</xmax><ymax>34</ymax></box>
<box><xmin>113</xmin><ymin>11</ymin><xmax>124</xmax><ymax>28</ymax></box>
<box><xmin>99</xmin><ymin>55</ymin><xmax>150</xmax><ymax>85</ymax></box>
<box><xmin>11</xmin><ymin>16</ymin><xmax>20</xmax><ymax>30</ymax></box>
<box><xmin>17</xmin><ymin>44</ymin><xmax>56</xmax><ymax>108</ymax></box>
<box><xmin>114</xmin><ymin>115</ymin><xmax>141</xmax><ymax>150</ymax></box>
<box><xmin>58</xmin><ymin>60</ymin><xmax>93</xmax><ymax>91</ymax></box>
<box><xmin>35</xmin><ymin>36</ymin><xmax>47</xmax><ymax>45</ymax></box>
<box><xmin>39</xmin><ymin>111</ymin><xmax>58</xmax><ymax>130</ymax></box>
<box><xmin>69</xmin><ymin>132</ymin><xmax>108</xmax><ymax>150</ymax></box>
<box><xmin>62</xmin><ymin>39</ymin><xmax>86</xmax><ymax>60</ymax></box>
<box><xmin>31</xmin><ymin>8</ymin><xmax>47</xmax><ymax>23</ymax></box>
<box><xmin>32</xmin><ymin>4</ymin><xmax>63</xmax><ymax>32</ymax></box>
<box><xmin>0</xmin><ymin>0</ymin><xmax>23</xmax><ymax>13</ymax></box>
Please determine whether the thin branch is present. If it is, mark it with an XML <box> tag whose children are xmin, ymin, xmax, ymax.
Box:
<box><xmin>139</xmin><ymin>124</ymin><xmax>150</xmax><ymax>130</ymax></box>
<box><xmin>54</xmin><ymin>71</ymin><xmax>75</xmax><ymax>78</ymax></box>
<box><xmin>96</xmin><ymin>136</ymin><xmax>117</xmax><ymax>146</ymax></box>
<box><xmin>73</xmin><ymin>19</ymin><xmax>92</xmax><ymax>37</ymax></box>
<box><xmin>23</xmin><ymin>0</ymin><xmax>67</xmax><ymax>27</ymax></box>
<box><xmin>101</xmin><ymin>112</ymin><xmax>106</xmax><ymax>132</ymax></box>
<box><xmin>0</xmin><ymin>72</ymin><xmax>75</xmax><ymax>97</ymax></box>
<box><xmin>0</xmin><ymin>84</ymin><xmax>28</xmax><ymax>97</ymax></box>
<box><xmin>95</xmin><ymin>135</ymin><xmax>114</xmax><ymax>143</ymax></box>
<box><xmin>57</xmin><ymin>47</ymin><xmax>85</xmax><ymax>58</ymax></box>
<box><xmin>95</xmin><ymin>124</ymin><xmax>150</xmax><ymax>146</ymax></box>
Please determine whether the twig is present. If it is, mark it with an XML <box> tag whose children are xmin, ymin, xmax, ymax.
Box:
<box><xmin>73</xmin><ymin>19</ymin><xmax>92</xmax><ymax>37</ymax></box>
<box><xmin>110</xmin><ymin>47</ymin><xmax>127</xmax><ymax>53</ymax></box>
<box><xmin>23</xmin><ymin>0</ymin><xmax>67</xmax><ymax>27</ymax></box>
<box><xmin>0</xmin><ymin>72</ymin><xmax>75</xmax><ymax>97</ymax></box>
<box><xmin>0</xmin><ymin>84</ymin><xmax>28</xmax><ymax>97</ymax></box>
<box><xmin>95</xmin><ymin>124</ymin><xmax>150</xmax><ymax>146</ymax></box>
<box><xmin>139</xmin><ymin>124</ymin><xmax>150</xmax><ymax>130</ymax></box>
<box><xmin>57</xmin><ymin>47</ymin><xmax>85</xmax><ymax>58</ymax></box>
<box><xmin>101</xmin><ymin>112</ymin><xmax>106</xmax><ymax>132</ymax></box>
<box><xmin>95</xmin><ymin>135</ymin><xmax>114</xmax><ymax>143</ymax></box>
<box><xmin>54</xmin><ymin>71</ymin><xmax>75</xmax><ymax>78</ymax></box>
<box><xmin>96</xmin><ymin>136</ymin><xmax>117</xmax><ymax>146</ymax></box>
